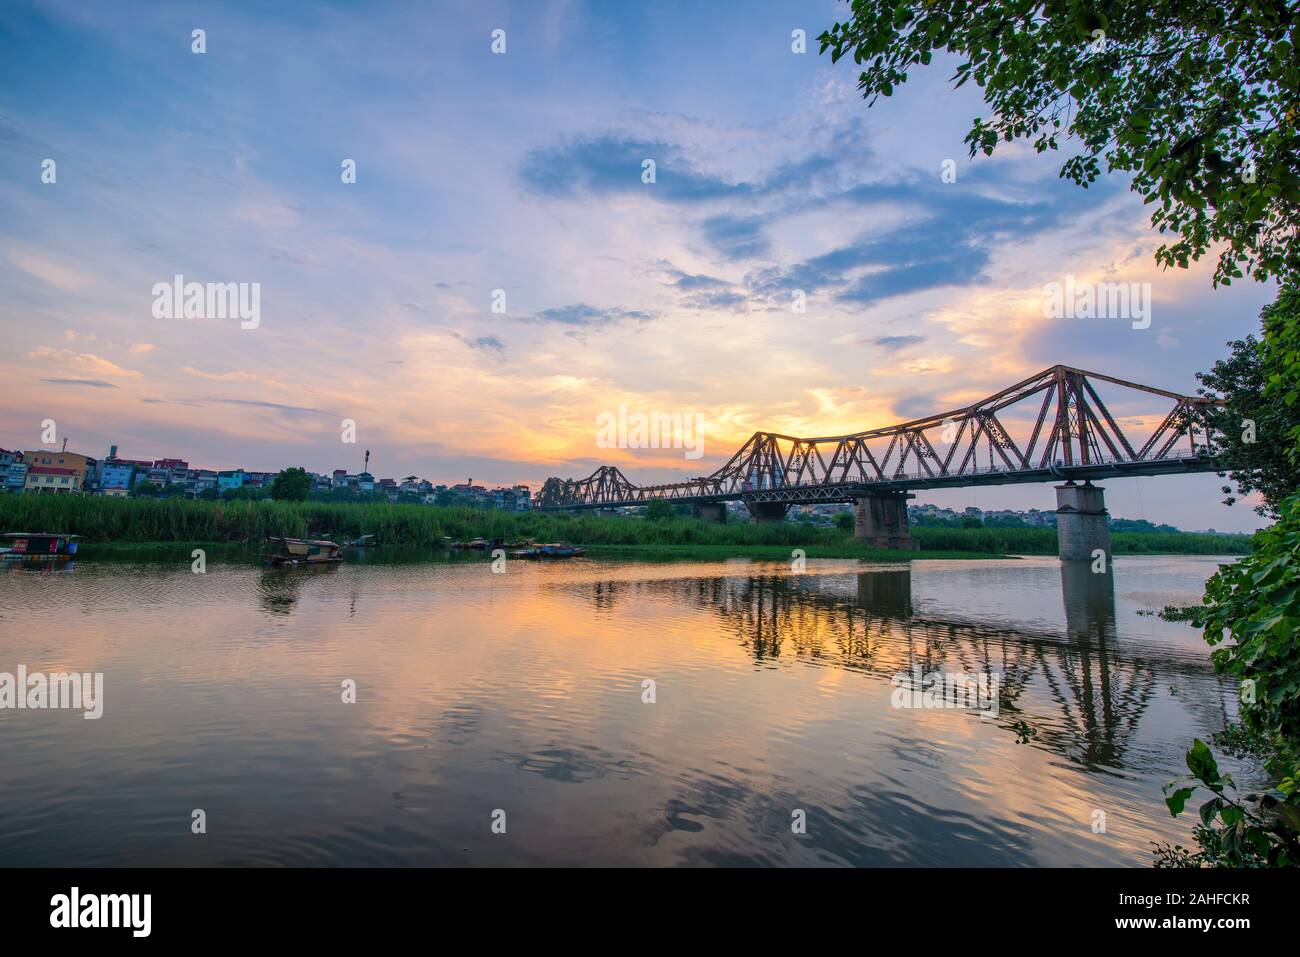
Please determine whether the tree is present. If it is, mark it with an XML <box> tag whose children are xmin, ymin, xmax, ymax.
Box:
<box><xmin>270</xmin><ymin>467</ymin><xmax>311</xmax><ymax>502</ymax></box>
<box><xmin>835</xmin><ymin>510</ymin><xmax>856</xmax><ymax>532</ymax></box>
<box><xmin>820</xmin><ymin>2</ymin><xmax>1300</xmax><ymax>286</ymax></box>
<box><xmin>1196</xmin><ymin>286</ymin><xmax>1300</xmax><ymax>515</ymax></box>
<box><xmin>538</xmin><ymin>477</ymin><xmax>568</xmax><ymax>507</ymax></box>
<box><xmin>1166</xmin><ymin>288</ymin><xmax>1300</xmax><ymax>867</ymax></box>
<box><xmin>642</xmin><ymin>499</ymin><xmax>676</xmax><ymax>521</ymax></box>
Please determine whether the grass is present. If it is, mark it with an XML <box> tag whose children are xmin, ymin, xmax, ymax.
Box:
<box><xmin>0</xmin><ymin>494</ymin><xmax>1252</xmax><ymax>556</ymax></box>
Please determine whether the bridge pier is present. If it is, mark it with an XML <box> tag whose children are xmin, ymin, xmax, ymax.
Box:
<box><xmin>693</xmin><ymin>503</ymin><xmax>727</xmax><ymax>523</ymax></box>
<box><xmin>1055</xmin><ymin>481</ymin><xmax>1111</xmax><ymax>562</ymax></box>
<box><xmin>853</xmin><ymin>492</ymin><xmax>917</xmax><ymax>549</ymax></box>
<box><xmin>746</xmin><ymin>502</ymin><xmax>789</xmax><ymax>523</ymax></box>
<box><xmin>847</xmin><ymin>494</ymin><xmax>920</xmax><ymax>546</ymax></box>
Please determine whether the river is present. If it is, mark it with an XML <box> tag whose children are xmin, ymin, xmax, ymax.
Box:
<box><xmin>0</xmin><ymin>551</ymin><xmax>1252</xmax><ymax>866</ymax></box>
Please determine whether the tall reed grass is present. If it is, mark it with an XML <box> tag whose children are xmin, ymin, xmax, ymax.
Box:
<box><xmin>0</xmin><ymin>495</ymin><xmax>1252</xmax><ymax>554</ymax></box>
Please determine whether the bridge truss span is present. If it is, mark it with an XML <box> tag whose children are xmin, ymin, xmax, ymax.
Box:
<box><xmin>544</xmin><ymin>365</ymin><xmax>1222</xmax><ymax>510</ymax></box>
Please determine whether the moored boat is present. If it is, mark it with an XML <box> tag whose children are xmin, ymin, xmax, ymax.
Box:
<box><xmin>264</xmin><ymin>536</ymin><xmax>343</xmax><ymax>566</ymax></box>
<box><xmin>510</xmin><ymin>542</ymin><xmax>586</xmax><ymax>559</ymax></box>
<box><xmin>2</xmin><ymin>532</ymin><xmax>80</xmax><ymax>561</ymax></box>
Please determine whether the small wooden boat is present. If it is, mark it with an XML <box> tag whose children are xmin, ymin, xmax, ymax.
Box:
<box><xmin>510</xmin><ymin>543</ymin><xmax>586</xmax><ymax>559</ymax></box>
<box><xmin>264</xmin><ymin>536</ymin><xmax>343</xmax><ymax>566</ymax></box>
<box><xmin>2</xmin><ymin>532</ymin><xmax>80</xmax><ymax>561</ymax></box>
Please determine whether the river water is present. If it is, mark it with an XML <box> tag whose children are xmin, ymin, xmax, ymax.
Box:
<box><xmin>0</xmin><ymin>552</ymin><xmax>1251</xmax><ymax>866</ymax></box>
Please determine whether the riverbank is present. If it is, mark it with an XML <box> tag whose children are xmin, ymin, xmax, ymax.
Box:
<box><xmin>0</xmin><ymin>495</ymin><xmax>1252</xmax><ymax>555</ymax></box>
<box><xmin>79</xmin><ymin>540</ymin><xmax>1005</xmax><ymax>563</ymax></box>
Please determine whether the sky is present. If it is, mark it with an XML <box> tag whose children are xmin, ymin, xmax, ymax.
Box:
<box><xmin>0</xmin><ymin>0</ymin><xmax>1281</xmax><ymax>532</ymax></box>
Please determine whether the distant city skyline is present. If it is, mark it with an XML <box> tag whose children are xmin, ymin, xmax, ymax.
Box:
<box><xmin>0</xmin><ymin>0</ymin><xmax>1279</xmax><ymax>532</ymax></box>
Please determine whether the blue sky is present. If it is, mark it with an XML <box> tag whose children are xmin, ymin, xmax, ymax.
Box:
<box><xmin>0</xmin><ymin>0</ymin><xmax>1281</xmax><ymax>530</ymax></box>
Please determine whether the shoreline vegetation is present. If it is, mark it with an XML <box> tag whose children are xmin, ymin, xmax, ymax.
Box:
<box><xmin>0</xmin><ymin>495</ymin><xmax>1252</xmax><ymax>559</ymax></box>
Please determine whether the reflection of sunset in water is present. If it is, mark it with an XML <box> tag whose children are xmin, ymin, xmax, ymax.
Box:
<box><xmin>0</xmin><ymin>554</ymin><xmax>1246</xmax><ymax>866</ymax></box>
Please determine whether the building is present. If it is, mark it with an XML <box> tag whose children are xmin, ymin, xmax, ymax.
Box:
<box><xmin>24</xmin><ymin>466</ymin><xmax>81</xmax><ymax>494</ymax></box>
<box><xmin>141</xmin><ymin>467</ymin><xmax>172</xmax><ymax>488</ymax></box>
<box><xmin>0</xmin><ymin>450</ymin><xmax>21</xmax><ymax>494</ymax></box>
<box><xmin>3</xmin><ymin>460</ymin><xmax>28</xmax><ymax>494</ymax></box>
<box><xmin>189</xmin><ymin>469</ymin><xmax>218</xmax><ymax>497</ymax></box>
<box><xmin>97</xmin><ymin>461</ymin><xmax>138</xmax><ymax>493</ymax></box>
<box><xmin>217</xmin><ymin>469</ymin><xmax>245</xmax><ymax>492</ymax></box>
<box><xmin>489</xmin><ymin>484</ymin><xmax>531</xmax><ymax>511</ymax></box>
<box><xmin>22</xmin><ymin>450</ymin><xmax>96</xmax><ymax>491</ymax></box>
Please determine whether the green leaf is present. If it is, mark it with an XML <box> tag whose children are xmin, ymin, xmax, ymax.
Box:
<box><xmin>1166</xmin><ymin>787</ymin><xmax>1195</xmax><ymax>816</ymax></box>
<box><xmin>1187</xmin><ymin>739</ymin><xmax>1221</xmax><ymax>784</ymax></box>
<box><xmin>1199</xmin><ymin>796</ymin><xmax>1223</xmax><ymax>827</ymax></box>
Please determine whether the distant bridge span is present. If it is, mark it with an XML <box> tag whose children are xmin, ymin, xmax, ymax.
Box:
<box><xmin>543</xmin><ymin>365</ymin><xmax>1223</xmax><ymax>557</ymax></box>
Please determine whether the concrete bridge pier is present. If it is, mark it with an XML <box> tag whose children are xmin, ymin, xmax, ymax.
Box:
<box><xmin>693</xmin><ymin>502</ymin><xmax>727</xmax><ymax>523</ymax></box>
<box><xmin>1055</xmin><ymin>481</ymin><xmax>1111</xmax><ymax>562</ymax></box>
<box><xmin>746</xmin><ymin>502</ymin><xmax>789</xmax><ymax>523</ymax></box>
<box><xmin>853</xmin><ymin>492</ymin><xmax>917</xmax><ymax>549</ymax></box>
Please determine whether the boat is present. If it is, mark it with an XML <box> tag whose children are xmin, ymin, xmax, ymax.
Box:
<box><xmin>510</xmin><ymin>543</ymin><xmax>586</xmax><ymax>559</ymax></box>
<box><xmin>2</xmin><ymin>532</ymin><xmax>80</xmax><ymax>561</ymax></box>
<box><xmin>344</xmin><ymin>534</ymin><xmax>379</xmax><ymax>548</ymax></box>
<box><xmin>264</xmin><ymin>536</ymin><xmax>343</xmax><ymax>566</ymax></box>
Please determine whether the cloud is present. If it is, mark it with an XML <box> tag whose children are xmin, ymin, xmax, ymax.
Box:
<box><xmin>701</xmin><ymin>214</ymin><xmax>770</xmax><ymax>260</ymax></box>
<box><xmin>455</xmin><ymin>333</ymin><xmax>506</xmax><ymax>353</ymax></box>
<box><xmin>745</xmin><ymin>169</ymin><xmax>1116</xmax><ymax>306</ymax></box>
<box><xmin>7</xmin><ymin>248</ymin><xmax>89</xmax><ymax>291</ymax></box>
<box><xmin>40</xmin><ymin>378</ymin><xmax>117</xmax><ymax>388</ymax></box>
<box><xmin>520</xmin><ymin>136</ymin><xmax>754</xmax><ymax>203</ymax></box>
<box><xmin>892</xmin><ymin>395</ymin><xmax>938</xmax><ymax>420</ymax></box>
<box><xmin>669</xmin><ymin>269</ymin><xmax>728</xmax><ymax>291</ymax></box>
<box><xmin>658</xmin><ymin>261</ymin><xmax>749</xmax><ymax>311</ymax></box>
<box><xmin>211</xmin><ymin>398</ymin><xmax>336</xmax><ymax>416</ymax></box>
<box><xmin>181</xmin><ymin>366</ymin><xmax>282</xmax><ymax>388</ymax></box>
<box><xmin>529</xmin><ymin>303</ymin><xmax>656</xmax><ymax>326</ymax></box>
<box><xmin>29</xmin><ymin>347</ymin><xmax>141</xmax><ymax>378</ymax></box>
<box><xmin>870</xmin><ymin>335</ymin><xmax>927</xmax><ymax>352</ymax></box>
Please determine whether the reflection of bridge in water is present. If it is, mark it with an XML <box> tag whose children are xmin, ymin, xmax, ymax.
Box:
<box><xmin>577</xmin><ymin>562</ymin><xmax>1235</xmax><ymax>771</ymax></box>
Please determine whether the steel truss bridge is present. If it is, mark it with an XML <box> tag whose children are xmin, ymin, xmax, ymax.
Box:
<box><xmin>543</xmin><ymin>365</ymin><xmax>1222</xmax><ymax>511</ymax></box>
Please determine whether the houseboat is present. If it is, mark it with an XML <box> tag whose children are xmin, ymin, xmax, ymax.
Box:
<box><xmin>1</xmin><ymin>532</ymin><xmax>80</xmax><ymax>561</ymax></box>
<box><xmin>264</xmin><ymin>536</ymin><xmax>343</xmax><ymax>566</ymax></box>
